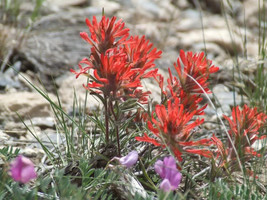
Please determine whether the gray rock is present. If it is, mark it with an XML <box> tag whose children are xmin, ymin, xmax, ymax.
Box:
<box><xmin>193</xmin><ymin>42</ymin><xmax>227</xmax><ymax>62</ymax></box>
<box><xmin>38</xmin><ymin>130</ymin><xmax>64</xmax><ymax>147</ymax></box>
<box><xmin>17</xmin><ymin>7</ymin><xmax>102</xmax><ymax>89</ymax></box>
<box><xmin>90</xmin><ymin>0</ymin><xmax>121</xmax><ymax>14</ymax></box>
<box><xmin>0</xmin><ymin>72</ymin><xmax>21</xmax><ymax>90</ymax></box>
<box><xmin>24</xmin><ymin>117</ymin><xmax>55</xmax><ymax>129</ymax></box>
<box><xmin>177</xmin><ymin>28</ymin><xmax>243</xmax><ymax>55</ymax></box>
<box><xmin>212</xmin><ymin>84</ymin><xmax>246</xmax><ymax>110</ymax></box>
<box><xmin>56</xmin><ymin>73</ymin><xmax>101</xmax><ymax>112</ymax></box>
<box><xmin>111</xmin><ymin>166</ymin><xmax>148</xmax><ymax>199</ymax></box>
<box><xmin>176</xmin><ymin>10</ymin><xmax>226</xmax><ymax>32</ymax></box>
<box><xmin>20</xmin><ymin>147</ymin><xmax>44</xmax><ymax>159</ymax></box>
<box><xmin>4</xmin><ymin>121</ymin><xmax>27</xmax><ymax>138</ymax></box>
<box><xmin>4</xmin><ymin>61</ymin><xmax>21</xmax><ymax>76</ymax></box>
<box><xmin>45</xmin><ymin>0</ymin><xmax>88</xmax><ymax>8</ymax></box>
<box><xmin>0</xmin><ymin>129</ymin><xmax>12</xmax><ymax>145</ymax></box>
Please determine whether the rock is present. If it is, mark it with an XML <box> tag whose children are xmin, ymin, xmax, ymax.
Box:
<box><xmin>3</xmin><ymin>121</ymin><xmax>27</xmax><ymax>138</ymax></box>
<box><xmin>114</xmin><ymin>0</ymin><xmax>133</xmax><ymax>7</ymax></box>
<box><xmin>0</xmin><ymin>91</ymin><xmax>55</xmax><ymax>122</ymax></box>
<box><xmin>0</xmin><ymin>72</ymin><xmax>21</xmax><ymax>90</ymax></box>
<box><xmin>237</xmin><ymin>0</ymin><xmax>266</xmax><ymax>29</ymax></box>
<box><xmin>193</xmin><ymin>42</ymin><xmax>227</xmax><ymax>62</ymax></box>
<box><xmin>17</xmin><ymin>71</ymin><xmax>45</xmax><ymax>92</ymax></box>
<box><xmin>0</xmin><ymin>129</ymin><xmax>12</xmax><ymax>145</ymax></box>
<box><xmin>22</xmin><ymin>127</ymin><xmax>65</xmax><ymax>149</ymax></box>
<box><xmin>20</xmin><ymin>147</ymin><xmax>44</xmax><ymax>159</ymax></box>
<box><xmin>143</xmin><ymin>68</ymin><xmax>169</xmax><ymax>104</ymax></box>
<box><xmin>142</xmin><ymin>79</ymin><xmax>161</xmax><ymax>104</ymax></box>
<box><xmin>37</xmin><ymin>129</ymin><xmax>65</xmax><ymax>148</ymax></box>
<box><xmin>45</xmin><ymin>0</ymin><xmax>88</xmax><ymax>8</ymax></box>
<box><xmin>90</xmin><ymin>0</ymin><xmax>121</xmax><ymax>14</ymax></box>
<box><xmin>205</xmin><ymin>104</ymin><xmax>232</xmax><ymax>120</ymax></box>
<box><xmin>175</xmin><ymin>10</ymin><xmax>226</xmax><ymax>32</ymax></box>
<box><xmin>188</xmin><ymin>0</ymin><xmax>242</xmax><ymax>15</ymax></box>
<box><xmin>4</xmin><ymin>61</ymin><xmax>21</xmax><ymax>76</ymax></box>
<box><xmin>57</xmin><ymin>73</ymin><xmax>101</xmax><ymax>113</ymax></box>
<box><xmin>188</xmin><ymin>0</ymin><xmax>222</xmax><ymax>14</ymax></box>
<box><xmin>252</xmin><ymin>138</ymin><xmax>267</xmax><ymax>151</ymax></box>
<box><xmin>111</xmin><ymin>166</ymin><xmax>148</xmax><ymax>199</ymax></box>
<box><xmin>17</xmin><ymin>8</ymin><xmax>102</xmax><ymax>89</ymax></box>
<box><xmin>173</xmin><ymin>0</ymin><xmax>191</xmax><ymax>9</ymax></box>
<box><xmin>119</xmin><ymin>0</ymin><xmax>178</xmax><ymax>22</ymax></box>
<box><xmin>24</xmin><ymin>117</ymin><xmax>55</xmax><ymax>129</ymax></box>
<box><xmin>133</xmin><ymin>23</ymin><xmax>162</xmax><ymax>43</ymax></box>
<box><xmin>211</xmin><ymin>84</ymin><xmax>246</xmax><ymax>111</ymax></box>
<box><xmin>177</xmin><ymin>28</ymin><xmax>243</xmax><ymax>55</ymax></box>
<box><xmin>132</xmin><ymin>0</ymin><xmax>162</xmax><ymax>17</ymax></box>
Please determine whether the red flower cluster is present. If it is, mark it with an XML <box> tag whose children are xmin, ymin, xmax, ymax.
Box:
<box><xmin>166</xmin><ymin>50</ymin><xmax>219</xmax><ymax>115</ymax></box>
<box><xmin>173</xmin><ymin>50</ymin><xmax>219</xmax><ymax>94</ymax></box>
<box><xmin>71</xmin><ymin>16</ymin><xmax>162</xmax><ymax>103</ymax></box>
<box><xmin>136</xmin><ymin>97</ymin><xmax>213</xmax><ymax>161</ymax></box>
<box><xmin>211</xmin><ymin>105</ymin><xmax>267</xmax><ymax>170</ymax></box>
<box><xmin>136</xmin><ymin>48</ymin><xmax>266</xmax><ymax>174</ymax></box>
<box><xmin>136</xmin><ymin>50</ymin><xmax>219</xmax><ymax>161</ymax></box>
<box><xmin>71</xmin><ymin>15</ymin><xmax>267</xmax><ymax>180</ymax></box>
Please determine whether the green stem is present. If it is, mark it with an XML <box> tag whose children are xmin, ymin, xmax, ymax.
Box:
<box><xmin>104</xmin><ymin>95</ymin><xmax>109</xmax><ymax>143</ymax></box>
<box><xmin>109</xmin><ymin>101</ymin><xmax>121</xmax><ymax>156</ymax></box>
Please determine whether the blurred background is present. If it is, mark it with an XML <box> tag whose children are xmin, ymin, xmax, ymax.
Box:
<box><xmin>0</xmin><ymin>0</ymin><xmax>265</xmax><ymax>158</ymax></box>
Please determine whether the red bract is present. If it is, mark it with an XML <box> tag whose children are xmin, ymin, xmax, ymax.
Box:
<box><xmin>211</xmin><ymin>105</ymin><xmax>267</xmax><ymax>170</ymax></box>
<box><xmin>164</xmin><ymin>50</ymin><xmax>219</xmax><ymax>115</ymax></box>
<box><xmin>224</xmin><ymin>105</ymin><xmax>267</xmax><ymax>143</ymax></box>
<box><xmin>80</xmin><ymin>16</ymin><xmax>129</xmax><ymax>53</ymax></box>
<box><xmin>166</xmin><ymin>71</ymin><xmax>206</xmax><ymax>115</ymax></box>
<box><xmin>124</xmin><ymin>35</ymin><xmax>162</xmax><ymax>78</ymax></box>
<box><xmin>173</xmin><ymin>50</ymin><xmax>219</xmax><ymax>94</ymax></box>
<box><xmin>136</xmin><ymin>98</ymin><xmax>213</xmax><ymax>161</ymax></box>
<box><xmin>120</xmin><ymin>36</ymin><xmax>162</xmax><ymax>103</ymax></box>
<box><xmin>82</xmin><ymin>48</ymin><xmax>141</xmax><ymax>96</ymax></box>
<box><xmin>168</xmin><ymin>80</ymin><xmax>207</xmax><ymax>115</ymax></box>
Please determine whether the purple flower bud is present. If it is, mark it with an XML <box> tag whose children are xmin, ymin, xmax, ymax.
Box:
<box><xmin>119</xmin><ymin>151</ymin><xmax>138</xmax><ymax>168</ymax></box>
<box><xmin>10</xmin><ymin>155</ymin><xmax>37</xmax><ymax>184</ymax></box>
<box><xmin>155</xmin><ymin>156</ymin><xmax>182</xmax><ymax>192</ymax></box>
<box><xmin>160</xmin><ymin>179</ymin><xmax>173</xmax><ymax>192</ymax></box>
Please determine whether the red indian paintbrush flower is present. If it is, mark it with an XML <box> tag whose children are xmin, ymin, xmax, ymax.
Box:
<box><xmin>160</xmin><ymin>51</ymin><xmax>219</xmax><ymax>115</ymax></box>
<box><xmin>136</xmin><ymin>97</ymin><xmax>213</xmax><ymax>161</ymax></box>
<box><xmin>211</xmin><ymin>105</ymin><xmax>267</xmax><ymax>170</ymax></box>
<box><xmin>71</xmin><ymin>16</ymin><xmax>162</xmax><ymax>103</ymax></box>
<box><xmin>80</xmin><ymin>16</ymin><xmax>129</xmax><ymax>53</ymax></box>
<box><xmin>172</xmin><ymin>50</ymin><xmax>219</xmax><ymax>94</ymax></box>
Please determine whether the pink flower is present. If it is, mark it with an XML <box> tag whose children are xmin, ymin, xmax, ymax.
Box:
<box><xmin>155</xmin><ymin>156</ymin><xmax>182</xmax><ymax>192</ymax></box>
<box><xmin>118</xmin><ymin>151</ymin><xmax>138</xmax><ymax>168</ymax></box>
<box><xmin>10</xmin><ymin>155</ymin><xmax>37</xmax><ymax>184</ymax></box>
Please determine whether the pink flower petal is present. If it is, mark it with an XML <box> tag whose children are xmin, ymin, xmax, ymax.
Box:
<box><xmin>154</xmin><ymin>160</ymin><xmax>164</xmax><ymax>178</ymax></box>
<box><xmin>169</xmin><ymin>171</ymin><xmax>182</xmax><ymax>188</ymax></box>
<box><xmin>155</xmin><ymin>156</ymin><xmax>182</xmax><ymax>192</ymax></box>
<box><xmin>10</xmin><ymin>155</ymin><xmax>37</xmax><ymax>184</ymax></box>
<box><xmin>119</xmin><ymin>151</ymin><xmax>138</xmax><ymax>168</ymax></box>
<box><xmin>160</xmin><ymin>179</ymin><xmax>173</xmax><ymax>192</ymax></box>
<box><xmin>21</xmin><ymin>166</ymin><xmax>37</xmax><ymax>184</ymax></box>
